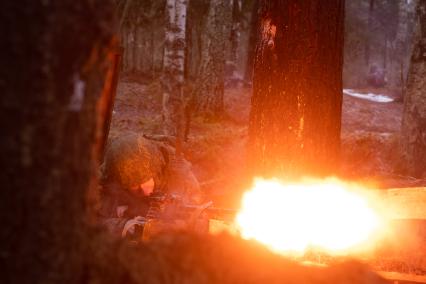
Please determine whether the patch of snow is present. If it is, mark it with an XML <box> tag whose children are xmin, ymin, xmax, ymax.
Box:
<box><xmin>343</xmin><ymin>89</ymin><xmax>394</xmax><ymax>103</ymax></box>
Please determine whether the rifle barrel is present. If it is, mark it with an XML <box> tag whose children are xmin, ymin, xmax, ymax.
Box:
<box><xmin>180</xmin><ymin>205</ymin><xmax>237</xmax><ymax>215</ymax></box>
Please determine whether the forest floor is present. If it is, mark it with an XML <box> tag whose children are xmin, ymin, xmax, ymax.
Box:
<box><xmin>109</xmin><ymin>77</ymin><xmax>426</xmax><ymax>207</ymax></box>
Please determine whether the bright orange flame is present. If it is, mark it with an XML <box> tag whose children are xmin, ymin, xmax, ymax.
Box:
<box><xmin>236</xmin><ymin>178</ymin><xmax>387</xmax><ymax>256</ymax></box>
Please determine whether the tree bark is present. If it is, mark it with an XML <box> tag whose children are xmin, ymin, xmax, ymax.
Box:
<box><xmin>365</xmin><ymin>0</ymin><xmax>375</xmax><ymax>67</ymax></box>
<box><xmin>400</xmin><ymin>0</ymin><xmax>426</xmax><ymax>178</ymax></box>
<box><xmin>195</xmin><ymin>0</ymin><xmax>233</xmax><ymax>119</ymax></box>
<box><xmin>394</xmin><ymin>0</ymin><xmax>419</xmax><ymax>95</ymax></box>
<box><xmin>244</xmin><ymin>0</ymin><xmax>260</xmax><ymax>82</ymax></box>
<box><xmin>185</xmin><ymin>0</ymin><xmax>209</xmax><ymax>80</ymax></box>
<box><xmin>162</xmin><ymin>0</ymin><xmax>188</xmax><ymax>141</ymax></box>
<box><xmin>122</xmin><ymin>26</ymin><xmax>130</xmax><ymax>71</ymax></box>
<box><xmin>0</xmin><ymin>1</ymin><xmax>116</xmax><ymax>282</ymax></box>
<box><xmin>248</xmin><ymin>0</ymin><xmax>345</xmax><ymax>179</ymax></box>
<box><xmin>230</xmin><ymin>0</ymin><xmax>243</xmax><ymax>74</ymax></box>
<box><xmin>383</xmin><ymin>37</ymin><xmax>388</xmax><ymax>69</ymax></box>
<box><xmin>132</xmin><ymin>24</ymin><xmax>140</xmax><ymax>73</ymax></box>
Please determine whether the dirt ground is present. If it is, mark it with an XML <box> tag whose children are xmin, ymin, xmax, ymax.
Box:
<box><xmin>109</xmin><ymin>77</ymin><xmax>426</xmax><ymax>207</ymax></box>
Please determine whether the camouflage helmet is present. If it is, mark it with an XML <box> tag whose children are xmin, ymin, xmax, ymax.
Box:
<box><xmin>101</xmin><ymin>133</ymin><xmax>165</xmax><ymax>189</ymax></box>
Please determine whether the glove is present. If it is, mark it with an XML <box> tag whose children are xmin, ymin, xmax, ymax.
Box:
<box><xmin>122</xmin><ymin>216</ymin><xmax>146</xmax><ymax>238</ymax></box>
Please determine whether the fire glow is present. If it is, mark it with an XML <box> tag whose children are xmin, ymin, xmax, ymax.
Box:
<box><xmin>236</xmin><ymin>178</ymin><xmax>387</xmax><ymax>255</ymax></box>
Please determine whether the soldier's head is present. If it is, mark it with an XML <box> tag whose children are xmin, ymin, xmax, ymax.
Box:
<box><xmin>101</xmin><ymin>133</ymin><xmax>164</xmax><ymax>196</ymax></box>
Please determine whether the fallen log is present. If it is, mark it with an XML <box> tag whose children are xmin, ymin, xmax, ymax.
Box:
<box><xmin>381</xmin><ymin>187</ymin><xmax>426</xmax><ymax>220</ymax></box>
<box><xmin>378</xmin><ymin>271</ymin><xmax>426</xmax><ymax>284</ymax></box>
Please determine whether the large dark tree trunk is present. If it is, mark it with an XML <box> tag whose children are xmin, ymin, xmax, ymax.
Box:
<box><xmin>0</xmin><ymin>1</ymin><xmax>116</xmax><ymax>282</ymax></box>
<box><xmin>248</xmin><ymin>0</ymin><xmax>345</xmax><ymax>179</ymax></box>
<box><xmin>400</xmin><ymin>0</ymin><xmax>426</xmax><ymax>178</ymax></box>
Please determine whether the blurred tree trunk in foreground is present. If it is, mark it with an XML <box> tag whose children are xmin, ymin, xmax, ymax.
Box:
<box><xmin>400</xmin><ymin>0</ymin><xmax>426</xmax><ymax>178</ymax></box>
<box><xmin>195</xmin><ymin>0</ymin><xmax>233</xmax><ymax>119</ymax></box>
<box><xmin>248</xmin><ymin>0</ymin><xmax>345</xmax><ymax>179</ymax></box>
<box><xmin>0</xmin><ymin>1</ymin><xmax>116</xmax><ymax>282</ymax></box>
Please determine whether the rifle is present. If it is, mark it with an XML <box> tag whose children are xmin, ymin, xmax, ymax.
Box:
<box><xmin>122</xmin><ymin>193</ymin><xmax>238</xmax><ymax>241</ymax></box>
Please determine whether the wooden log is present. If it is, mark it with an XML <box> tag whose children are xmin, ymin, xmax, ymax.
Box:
<box><xmin>380</xmin><ymin>187</ymin><xmax>426</xmax><ymax>220</ymax></box>
<box><xmin>378</xmin><ymin>271</ymin><xmax>426</xmax><ymax>284</ymax></box>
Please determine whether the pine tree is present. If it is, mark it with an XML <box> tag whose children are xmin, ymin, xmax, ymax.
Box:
<box><xmin>248</xmin><ymin>0</ymin><xmax>345</xmax><ymax>179</ymax></box>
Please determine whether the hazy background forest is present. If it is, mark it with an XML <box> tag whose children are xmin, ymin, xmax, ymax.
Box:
<box><xmin>116</xmin><ymin>0</ymin><xmax>416</xmax><ymax>88</ymax></box>
<box><xmin>110</xmin><ymin>0</ymin><xmax>425</xmax><ymax>205</ymax></box>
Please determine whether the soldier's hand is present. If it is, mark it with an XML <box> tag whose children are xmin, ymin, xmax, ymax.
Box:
<box><xmin>122</xmin><ymin>216</ymin><xmax>146</xmax><ymax>238</ymax></box>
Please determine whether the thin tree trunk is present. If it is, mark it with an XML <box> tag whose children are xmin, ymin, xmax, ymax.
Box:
<box><xmin>400</xmin><ymin>0</ymin><xmax>426</xmax><ymax>178</ymax></box>
<box><xmin>162</xmin><ymin>0</ymin><xmax>188</xmax><ymax>155</ymax></box>
<box><xmin>383</xmin><ymin>37</ymin><xmax>388</xmax><ymax>70</ymax></box>
<box><xmin>132</xmin><ymin>24</ymin><xmax>139</xmax><ymax>73</ymax></box>
<box><xmin>396</xmin><ymin>0</ymin><xmax>409</xmax><ymax>93</ymax></box>
<box><xmin>195</xmin><ymin>0</ymin><xmax>233</xmax><ymax>118</ymax></box>
<box><xmin>244</xmin><ymin>0</ymin><xmax>260</xmax><ymax>82</ymax></box>
<box><xmin>248</xmin><ymin>0</ymin><xmax>345</xmax><ymax>179</ymax></box>
<box><xmin>395</xmin><ymin>0</ymin><xmax>419</xmax><ymax>96</ymax></box>
<box><xmin>230</xmin><ymin>0</ymin><xmax>242</xmax><ymax>75</ymax></box>
<box><xmin>122</xmin><ymin>26</ymin><xmax>129</xmax><ymax>72</ymax></box>
<box><xmin>151</xmin><ymin>27</ymin><xmax>156</xmax><ymax>77</ymax></box>
<box><xmin>0</xmin><ymin>1</ymin><xmax>116</xmax><ymax>282</ymax></box>
<box><xmin>365</xmin><ymin>0</ymin><xmax>375</xmax><ymax>66</ymax></box>
<box><xmin>120</xmin><ymin>0</ymin><xmax>133</xmax><ymax>31</ymax></box>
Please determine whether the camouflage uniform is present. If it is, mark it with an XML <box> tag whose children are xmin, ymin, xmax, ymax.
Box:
<box><xmin>98</xmin><ymin>133</ymin><xmax>201</xmax><ymax>236</ymax></box>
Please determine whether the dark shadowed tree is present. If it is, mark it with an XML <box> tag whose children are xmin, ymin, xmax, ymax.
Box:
<box><xmin>244</xmin><ymin>0</ymin><xmax>260</xmax><ymax>82</ymax></box>
<box><xmin>0</xmin><ymin>1</ymin><xmax>117</xmax><ymax>282</ymax></box>
<box><xmin>230</xmin><ymin>0</ymin><xmax>243</xmax><ymax>72</ymax></box>
<box><xmin>376</xmin><ymin>0</ymin><xmax>400</xmax><ymax>70</ymax></box>
<box><xmin>185</xmin><ymin>0</ymin><xmax>209</xmax><ymax>80</ymax></box>
<box><xmin>400</xmin><ymin>0</ymin><xmax>426</xmax><ymax>178</ymax></box>
<box><xmin>248</xmin><ymin>0</ymin><xmax>345</xmax><ymax>179</ymax></box>
<box><xmin>394</xmin><ymin>0</ymin><xmax>418</xmax><ymax>96</ymax></box>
